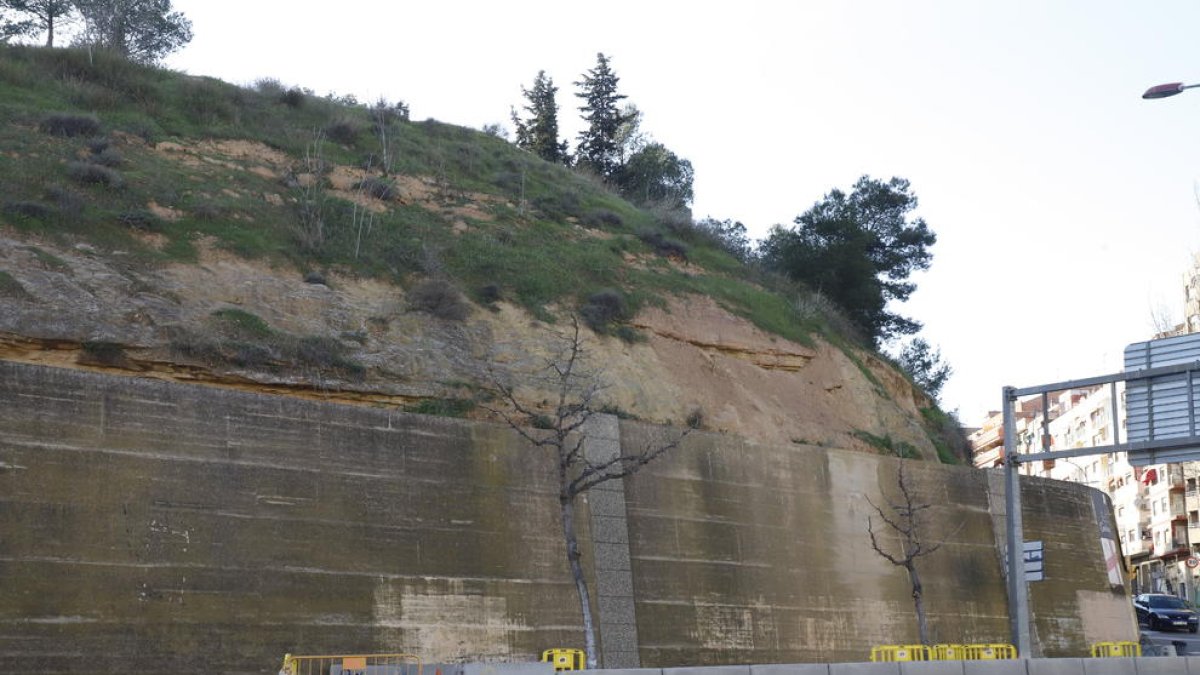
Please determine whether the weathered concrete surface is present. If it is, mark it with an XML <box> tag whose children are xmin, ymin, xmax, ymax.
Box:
<box><xmin>0</xmin><ymin>362</ymin><xmax>1135</xmax><ymax>673</ymax></box>
<box><xmin>621</xmin><ymin>422</ymin><xmax>1135</xmax><ymax>666</ymax></box>
<box><xmin>0</xmin><ymin>362</ymin><xmax>588</xmax><ymax>674</ymax></box>
<box><xmin>983</xmin><ymin>473</ymin><xmax>1136</xmax><ymax>658</ymax></box>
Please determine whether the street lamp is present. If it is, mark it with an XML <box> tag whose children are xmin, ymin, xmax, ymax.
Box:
<box><xmin>1143</xmin><ymin>82</ymin><xmax>1200</xmax><ymax>99</ymax></box>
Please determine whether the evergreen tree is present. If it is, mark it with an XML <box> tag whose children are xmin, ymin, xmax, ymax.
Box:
<box><xmin>74</xmin><ymin>0</ymin><xmax>191</xmax><ymax>63</ymax></box>
<box><xmin>0</xmin><ymin>8</ymin><xmax>35</xmax><ymax>41</ymax></box>
<box><xmin>0</xmin><ymin>0</ymin><xmax>73</xmax><ymax>46</ymax></box>
<box><xmin>761</xmin><ymin>176</ymin><xmax>936</xmax><ymax>346</ymax></box>
<box><xmin>616</xmin><ymin>142</ymin><xmax>694</xmax><ymax>210</ymax></box>
<box><xmin>511</xmin><ymin>70</ymin><xmax>568</xmax><ymax>164</ymax></box>
<box><xmin>614</xmin><ymin>103</ymin><xmax>646</xmax><ymax>164</ymax></box>
<box><xmin>574</xmin><ymin>52</ymin><xmax>629</xmax><ymax>179</ymax></box>
<box><xmin>896</xmin><ymin>338</ymin><xmax>952</xmax><ymax>400</ymax></box>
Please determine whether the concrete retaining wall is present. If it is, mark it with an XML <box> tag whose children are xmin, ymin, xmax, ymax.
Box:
<box><xmin>0</xmin><ymin>362</ymin><xmax>1137</xmax><ymax>673</ymax></box>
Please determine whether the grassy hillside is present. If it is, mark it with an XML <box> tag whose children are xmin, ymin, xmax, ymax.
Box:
<box><xmin>0</xmin><ymin>44</ymin><xmax>831</xmax><ymax>343</ymax></box>
<box><xmin>0</xmin><ymin>44</ymin><xmax>969</xmax><ymax>462</ymax></box>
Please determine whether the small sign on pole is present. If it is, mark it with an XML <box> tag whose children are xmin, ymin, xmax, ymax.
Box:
<box><xmin>1023</xmin><ymin>540</ymin><xmax>1044</xmax><ymax>582</ymax></box>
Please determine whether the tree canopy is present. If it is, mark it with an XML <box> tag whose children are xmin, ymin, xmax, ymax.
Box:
<box><xmin>574</xmin><ymin>52</ymin><xmax>629</xmax><ymax>180</ymax></box>
<box><xmin>896</xmin><ymin>338</ymin><xmax>952</xmax><ymax>400</ymax></box>
<box><xmin>511</xmin><ymin>70</ymin><xmax>569</xmax><ymax>164</ymax></box>
<box><xmin>761</xmin><ymin>176</ymin><xmax>936</xmax><ymax>345</ymax></box>
<box><xmin>615</xmin><ymin>141</ymin><xmax>694</xmax><ymax>210</ymax></box>
<box><xmin>74</xmin><ymin>0</ymin><xmax>191</xmax><ymax>63</ymax></box>
<box><xmin>0</xmin><ymin>0</ymin><xmax>73</xmax><ymax>46</ymax></box>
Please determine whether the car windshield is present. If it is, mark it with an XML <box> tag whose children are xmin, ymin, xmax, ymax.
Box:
<box><xmin>1148</xmin><ymin>596</ymin><xmax>1190</xmax><ymax>609</ymax></box>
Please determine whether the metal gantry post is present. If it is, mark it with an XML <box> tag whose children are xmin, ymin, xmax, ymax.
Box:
<box><xmin>1003</xmin><ymin>385</ymin><xmax>1032</xmax><ymax>656</ymax></box>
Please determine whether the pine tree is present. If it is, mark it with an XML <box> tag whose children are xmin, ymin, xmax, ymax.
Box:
<box><xmin>74</xmin><ymin>0</ymin><xmax>192</xmax><ymax>63</ymax></box>
<box><xmin>511</xmin><ymin>70</ymin><xmax>568</xmax><ymax>164</ymax></box>
<box><xmin>0</xmin><ymin>0</ymin><xmax>74</xmax><ymax>46</ymax></box>
<box><xmin>574</xmin><ymin>53</ymin><xmax>629</xmax><ymax>180</ymax></box>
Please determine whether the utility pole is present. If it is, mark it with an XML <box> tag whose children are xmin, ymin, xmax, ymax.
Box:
<box><xmin>1003</xmin><ymin>385</ymin><xmax>1033</xmax><ymax>656</ymax></box>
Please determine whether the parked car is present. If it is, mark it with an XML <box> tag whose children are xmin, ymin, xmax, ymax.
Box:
<box><xmin>1134</xmin><ymin>593</ymin><xmax>1200</xmax><ymax>633</ymax></box>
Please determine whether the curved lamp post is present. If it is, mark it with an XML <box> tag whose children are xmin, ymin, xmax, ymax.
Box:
<box><xmin>1143</xmin><ymin>82</ymin><xmax>1200</xmax><ymax>99</ymax></box>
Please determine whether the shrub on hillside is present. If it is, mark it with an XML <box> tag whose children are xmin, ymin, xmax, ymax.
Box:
<box><xmin>67</xmin><ymin>161</ymin><xmax>124</xmax><ymax>189</ymax></box>
<box><xmin>637</xmin><ymin>230</ymin><xmax>688</xmax><ymax>260</ymax></box>
<box><xmin>210</xmin><ymin>308</ymin><xmax>273</xmax><ymax>340</ymax></box>
<box><xmin>89</xmin><ymin>148</ymin><xmax>124</xmax><ymax>167</ymax></box>
<box><xmin>324</xmin><ymin>118</ymin><xmax>360</xmax><ymax>145</ymax></box>
<box><xmin>293</xmin><ymin>336</ymin><xmax>364</xmax><ymax>377</ymax></box>
<box><xmin>279</xmin><ymin>87</ymin><xmax>306</xmax><ymax>108</ymax></box>
<box><xmin>0</xmin><ymin>271</ymin><xmax>31</xmax><ymax>300</ymax></box>
<box><xmin>532</xmin><ymin>190</ymin><xmax>582</xmax><ymax>222</ymax></box>
<box><xmin>408</xmin><ymin>279</ymin><xmax>470</xmax><ymax>321</ymax></box>
<box><xmin>117</xmin><ymin>209</ymin><xmax>160</xmax><ymax>231</ymax></box>
<box><xmin>356</xmin><ymin>176</ymin><xmax>396</xmax><ymax>201</ymax></box>
<box><xmin>478</xmin><ymin>284</ymin><xmax>502</xmax><ymax>305</ymax></box>
<box><xmin>39</xmin><ymin>113</ymin><xmax>101</xmax><ymax>137</ymax></box>
<box><xmin>2</xmin><ymin>201</ymin><xmax>54</xmax><ymax>221</ymax></box>
<box><xmin>46</xmin><ymin>185</ymin><xmax>84</xmax><ymax>216</ymax></box>
<box><xmin>253</xmin><ymin>78</ymin><xmax>284</xmax><ymax>95</ymax></box>
<box><xmin>189</xmin><ymin>201</ymin><xmax>223</xmax><ymax>221</ymax></box>
<box><xmin>579</xmin><ymin>289</ymin><xmax>628</xmax><ymax>334</ymax></box>
<box><xmin>582</xmin><ymin>208</ymin><xmax>623</xmax><ymax>228</ymax></box>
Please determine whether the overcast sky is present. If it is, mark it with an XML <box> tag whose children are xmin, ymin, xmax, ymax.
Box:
<box><xmin>163</xmin><ymin>1</ymin><xmax>1200</xmax><ymax>426</ymax></box>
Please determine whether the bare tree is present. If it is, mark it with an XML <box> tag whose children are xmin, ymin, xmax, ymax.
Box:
<box><xmin>287</xmin><ymin>130</ymin><xmax>329</xmax><ymax>253</ymax></box>
<box><xmin>484</xmin><ymin>317</ymin><xmax>692</xmax><ymax>668</ymax></box>
<box><xmin>369</xmin><ymin>97</ymin><xmax>408</xmax><ymax>177</ymax></box>
<box><xmin>1148</xmin><ymin>298</ymin><xmax>1180</xmax><ymax>338</ymax></box>
<box><xmin>866</xmin><ymin>460</ymin><xmax>958</xmax><ymax>645</ymax></box>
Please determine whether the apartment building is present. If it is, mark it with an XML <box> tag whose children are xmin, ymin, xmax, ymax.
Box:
<box><xmin>969</xmin><ymin>252</ymin><xmax>1200</xmax><ymax>598</ymax></box>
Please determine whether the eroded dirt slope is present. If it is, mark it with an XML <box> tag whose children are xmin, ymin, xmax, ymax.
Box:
<box><xmin>0</xmin><ymin>228</ymin><xmax>934</xmax><ymax>457</ymax></box>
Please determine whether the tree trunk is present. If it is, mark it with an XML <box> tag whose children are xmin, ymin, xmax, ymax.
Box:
<box><xmin>907</xmin><ymin>562</ymin><xmax>929</xmax><ymax>645</ymax></box>
<box><xmin>46</xmin><ymin>16</ymin><xmax>54</xmax><ymax>48</ymax></box>
<box><xmin>560</xmin><ymin>495</ymin><xmax>598</xmax><ymax>668</ymax></box>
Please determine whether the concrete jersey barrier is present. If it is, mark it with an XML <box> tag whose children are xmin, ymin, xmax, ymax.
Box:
<box><xmin>592</xmin><ymin>660</ymin><xmax>1200</xmax><ymax>675</ymax></box>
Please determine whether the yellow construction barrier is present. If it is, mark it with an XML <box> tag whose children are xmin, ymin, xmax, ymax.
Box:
<box><xmin>964</xmin><ymin>644</ymin><xmax>1018</xmax><ymax>660</ymax></box>
<box><xmin>870</xmin><ymin>644</ymin><xmax>930</xmax><ymax>662</ymax></box>
<box><xmin>541</xmin><ymin>648</ymin><xmax>585</xmax><ymax>671</ymax></box>
<box><xmin>1091</xmin><ymin>641</ymin><xmax>1141</xmax><ymax>658</ymax></box>
<box><xmin>929</xmin><ymin>644</ymin><xmax>969</xmax><ymax>660</ymax></box>
<box><xmin>280</xmin><ymin>652</ymin><xmax>422</xmax><ymax>675</ymax></box>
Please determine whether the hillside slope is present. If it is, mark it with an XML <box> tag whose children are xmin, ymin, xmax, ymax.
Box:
<box><xmin>0</xmin><ymin>45</ymin><xmax>957</xmax><ymax>460</ymax></box>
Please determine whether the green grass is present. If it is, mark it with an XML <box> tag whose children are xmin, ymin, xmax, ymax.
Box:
<box><xmin>210</xmin><ymin>308</ymin><xmax>273</xmax><ymax>339</ymax></box>
<box><xmin>920</xmin><ymin>406</ymin><xmax>967</xmax><ymax>465</ymax></box>
<box><xmin>0</xmin><ymin>270</ymin><xmax>30</xmax><ymax>299</ymax></box>
<box><xmin>405</xmin><ymin>398</ymin><xmax>475</xmax><ymax>418</ymax></box>
<box><xmin>631</xmin><ymin>268</ymin><xmax>818</xmax><ymax>347</ymax></box>
<box><xmin>854</xmin><ymin>430</ymin><xmax>920</xmax><ymax>459</ymax></box>
<box><xmin>24</xmin><ymin>246</ymin><xmax>69</xmax><ymax>271</ymax></box>
<box><xmin>0</xmin><ymin>43</ymin><xmax>907</xmax><ymax>394</ymax></box>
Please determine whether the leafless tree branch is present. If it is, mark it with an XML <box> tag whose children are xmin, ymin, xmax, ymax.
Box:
<box><xmin>482</xmin><ymin>313</ymin><xmax>693</xmax><ymax>668</ymax></box>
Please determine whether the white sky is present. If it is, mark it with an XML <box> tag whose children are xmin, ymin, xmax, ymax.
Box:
<box><xmin>163</xmin><ymin>1</ymin><xmax>1200</xmax><ymax>427</ymax></box>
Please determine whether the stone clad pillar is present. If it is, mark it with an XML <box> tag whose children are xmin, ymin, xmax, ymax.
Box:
<box><xmin>582</xmin><ymin>413</ymin><xmax>640</xmax><ymax>669</ymax></box>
